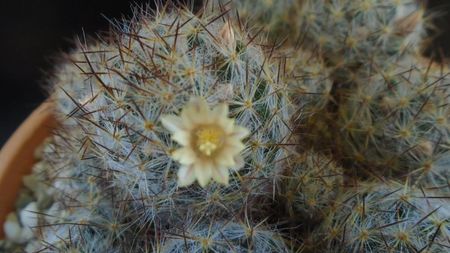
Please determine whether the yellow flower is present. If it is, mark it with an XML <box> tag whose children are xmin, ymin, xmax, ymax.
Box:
<box><xmin>161</xmin><ymin>97</ymin><xmax>249</xmax><ymax>187</ymax></box>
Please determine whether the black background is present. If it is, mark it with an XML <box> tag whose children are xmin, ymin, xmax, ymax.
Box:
<box><xmin>0</xmin><ymin>0</ymin><xmax>449</xmax><ymax>146</ymax></box>
<box><xmin>0</xmin><ymin>0</ymin><xmax>153</xmax><ymax>145</ymax></box>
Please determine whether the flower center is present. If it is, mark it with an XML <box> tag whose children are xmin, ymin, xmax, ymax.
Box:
<box><xmin>195</xmin><ymin>125</ymin><xmax>225</xmax><ymax>156</ymax></box>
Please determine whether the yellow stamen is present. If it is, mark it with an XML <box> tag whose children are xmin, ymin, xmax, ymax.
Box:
<box><xmin>195</xmin><ymin>125</ymin><xmax>224</xmax><ymax>156</ymax></box>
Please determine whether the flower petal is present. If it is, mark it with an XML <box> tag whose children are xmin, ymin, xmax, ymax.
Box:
<box><xmin>215</xmin><ymin>152</ymin><xmax>236</xmax><ymax>167</ymax></box>
<box><xmin>212</xmin><ymin>103</ymin><xmax>229</xmax><ymax>120</ymax></box>
<box><xmin>226</xmin><ymin>140</ymin><xmax>246</xmax><ymax>153</ymax></box>
<box><xmin>172</xmin><ymin>148</ymin><xmax>196</xmax><ymax>165</ymax></box>
<box><xmin>172</xmin><ymin>131</ymin><xmax>190</xmax><ymax>146</ymax></box>
<box><xmin>188</xmin><ymin>97</ymin><xmax>209</xmax><ymax>115</ymax></box>
<box><xmin>221</xmin><ymin>118</ymin><xmax>235</xmax><ymax>133</ymax></box>
<box><xmin>182</xmin><ymin>97</ymin><xmax>210</xmax><ymax>125</ymax></box>
<box><xmin>194</xmin><ymin>163</ymin><xmax>212</xmax><ymax>187</ymax></box>
<box><xmin>161</xmin><ymin>115</ymin><xmax>183</xmax><ymax>133</ymax></box>
<box><xmin>212</xmin><ymin>167</ymin><xmax>230</xmax><ymax>186</ymax></box>
<box><xmin>233</xmin><ymin>155</ymin><xmax>245</xmax><ymax>170</ymax></box>
<box><xmin>232</xmin><ymin>126</ymin><xmax>250</xmax><ymax>139</ymax></box>
<box><xmin>177</xmin><ymin>166</ymin><xmax>196</xmax><ymax>187</ymax></box>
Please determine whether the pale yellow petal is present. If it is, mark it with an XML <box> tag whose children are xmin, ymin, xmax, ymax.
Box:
<box><xmin>220</xmin><ymin>118</ymin><xmax>235</xmax><ymax>133</ymax></box>
<box><xmin>161</xmin><ymin>115</ymin><xmax>183</xmax><ymax>133</ymax></box>
<box><xmin>225</xmin><ymin>140</ymin><xmax>246</xmax><ymax>153</ymax></box>
<box><xmin>172</xmin><ymin>131</ymin><xmax>190</xmax><ymax>146</ymax></box>
<box><xmin>190</xmin><ymin>96</ymin><xmax>209</xmax><ymax>110</ymax></box>
<box><xmin>172</xmin><ymin>148</ymin><xmax>196</xmax><ymax>165</ymax></box>
<box><xmin>187</xmin><ymin>97</ymin><xmax>209</xmax><ymax>116</ymax></box>
<box><xmin>194</xmin><ymin>164</ymin><xmax>212</xmax><ymax>187</ymax></box>
<box><xmin>215</xmin><ymin>152</ymin><xmax>236</xmax><ymax>167</ymax></box>
<box><xmin>233</xmin><ymin>155</ymin><xmax>245</xmax><ymax>170</ymax></box>
<box><xmin>232</xmin><ymin>125</ymin><xmax>250</xmax><ymax>139</ymax></box>
<box><xmin>212</xmin><ymin>103</ymin><xmax>229</xmax><ymax>120</ymax></box>
<box><xmin>180</xmin><ymin>110</ymin><xmax>195</xmax><ymax>128</ymax></box>
<box><xmin>177</xmin><ymin>166</ymin><xmax>196</xmax><ymax>187</ymax></box>
<box><xmin>220</xmin><ymin>140</ymin><xmax>245</xmax><ymax>157</ymax></box>
<box><xmin>182</xmin><ymin>97</ymin><xmax>210</xmax><ymax>125</ymax></box>
<box><xmin>199</xmin><ymin>113</ymin><xmax>215</xmax><ymax>125</ymax></box>
<box><xmin>212</xmin><ymin>167</ymin><xmax>230</xmax><ymax>186</ymax></box>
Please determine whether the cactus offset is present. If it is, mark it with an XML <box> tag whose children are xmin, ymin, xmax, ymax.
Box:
<box><xmin>313</xmin><ymin>181</ymin><xmax>450</xmax><ymax>252</ymax></box>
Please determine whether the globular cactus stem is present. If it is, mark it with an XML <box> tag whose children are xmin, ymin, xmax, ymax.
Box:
<box><xmin>2</xmin><ymin>1</ymin><xmax>450</xmax><ymax>253</ymax></box>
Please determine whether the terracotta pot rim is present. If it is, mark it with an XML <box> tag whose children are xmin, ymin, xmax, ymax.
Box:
<box><xmin>0</xmin><ymin>101</ymin><xmax>56</xmax><ymax>239</ymax></box>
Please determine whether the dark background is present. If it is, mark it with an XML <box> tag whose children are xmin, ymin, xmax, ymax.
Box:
<box><xmin>0</xmin><ymin>0</ymin><xmax>153</xmax><ymax>145</ymax></box>
<box><xmin>0</xmin><ymin>0</ymin><xmax>449</xmax><ymax>146</ymax></box>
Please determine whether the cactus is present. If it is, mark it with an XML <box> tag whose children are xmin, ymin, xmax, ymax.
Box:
<box><xmin>298</xmin><ymin>52</ymin><xmax>450</xmax><ymax>186</ymax></box>
<box><xmin>3</xmin><ymin>1</ymin><xmax>450</xmax><ymax>253</ymax></box>
<box><xmin>25</xmin><ymin>2</ymin><xmax>302</xmax><ymax>251</ymax></box>
<box><xmin>278</xmin><ymin>151</ymin><xmax>343</xmax><ymax>221</ymax></box>
<box><xmin>158</xmin><ymin>216</ymin><xmax>290</xmax><ymax>253</ymax></box>
<box><xmin>218</xmin><ymin>0</ymin><xmax>427</xmax><ymax>62</ymax></box>
<box><xmin>300</xmin><ymin>0</ymin><xmax>427</xmax><ymax>68</ymax></box>
<box><xmin>209</xmin><ymin>0</ymin><xmax>304</xmax><ymax>45</ymax></box>
<box><xmin>312</xmin><ymin>181</ymin><xmax>450</xmax><ymax>252</ymax></box>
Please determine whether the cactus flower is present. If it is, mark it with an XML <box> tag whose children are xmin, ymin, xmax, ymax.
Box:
<box><xmin>161</xmin><ymin>97</ymin><xmax>249</xmax><ymax>187</ymax></box>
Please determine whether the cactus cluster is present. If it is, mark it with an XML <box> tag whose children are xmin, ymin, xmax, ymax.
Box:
<box><xmin>2</xmin><ymin>0</ymin><xmax>450</xmax><ymax>252</ymax></box>
<box><xmin>279</xmin><ymin>152</ymin><xmax>343</xmax><ymax>221</ymax></box>
<box><xmin>314</xmin><ymin>181</ymin><xmax>450</xmax><ymax>252</ymax></box>
<box><xmin>299</xmin><ymin>0</ymin><xmax>427</xmax><ymax>70</ymax></box>
<box><xmin>216</xmin><ymin>0</ymin><xmax>304</xmax><ymax>45</ymax></box>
